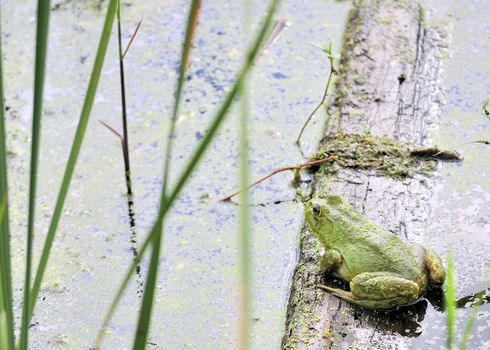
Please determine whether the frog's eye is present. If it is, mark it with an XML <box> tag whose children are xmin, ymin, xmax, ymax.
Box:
<box><xmin>312</xmin><ymin>205</ymin><xmax>321</xmax><ymax>215</ymax></box>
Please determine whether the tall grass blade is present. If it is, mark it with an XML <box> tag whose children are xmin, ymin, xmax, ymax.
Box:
<box><xmin>24</xmin><ymin>0</ymin><xmax>118</xmax><ymax>332</ymax></box>
<box><xmin>132</xmin><ymin>0</ymin><xmax>201</xmax><ymax>348</ymax></box>
<box><xmin>18</xmin><ymin>0</ymin><xmax>51</xmax><ymax>348</ymax></box>
<box><xmin>94</xmin><ymin>0</ymin><xmax>280</xmax><ymax>347</ymax></box>
<box><xmin>0</xmin><ymin>7</ymin><xmax>15</xmax><ymax>348</ymax></box>
<box><xmin>444</xmin><ymin>253</ymin><xmax>456</xmax><ymax>349</ymax></box>
<box><xmin>238</xmin><ymin>1</ymin><xmax>251</xmax><ymax>348</ymax></box>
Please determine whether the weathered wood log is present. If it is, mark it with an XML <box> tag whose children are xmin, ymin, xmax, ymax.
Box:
<box><xmin>283</xmin><ymin>0</ymin><xmax>446</xmax><ymax>348</ymax></box>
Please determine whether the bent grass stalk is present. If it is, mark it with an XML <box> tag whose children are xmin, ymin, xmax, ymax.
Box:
<box><xmin>21</xmin><ymin>0</ymin><xmax>118</xmax><ymax>341</ymax></box>
<box><xmin>94</xmin><ymin>0</ymin><xmax>280</xmax><ymax>347</ymax></box>
<box><xmin>19</xmin><ymin>0</ymin><xmax>51</xmax><ymax>349</ymax></box>
<box><xmin>0</xmin><ymin>8</ymin><xmax>15</xmax><ymax>349</ymax></box>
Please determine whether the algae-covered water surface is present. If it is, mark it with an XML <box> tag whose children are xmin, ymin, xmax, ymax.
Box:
<box><xmin>2</xmin><ymin>0</ymin><xmax>489</xmax><ymax>349</ymax></box>
<box><xmin>4</xmin><ymin>0</ymin><xmax>350</xmax><ymax>348</ymax></box>
<box><xmin>410</xmin><ymin>1</ymin><xmax>490</xmax><ymax>349</ymax></box>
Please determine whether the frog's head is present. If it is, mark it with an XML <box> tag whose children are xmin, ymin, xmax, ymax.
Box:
<box><xmin>305</xmin><ymin>196</ymin><xmax>342</xmax><ymax>236</ymax></box>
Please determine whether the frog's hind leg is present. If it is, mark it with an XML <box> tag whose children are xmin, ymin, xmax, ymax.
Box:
<box><xmin>318</xmin><ymin>271</ymin><xmax>420</xmax><ymax>310</ymax></box>
<box><xmin>317</xmin><ymin>284</ymin><xmax>411</xmax><ymax>310</ymax></box>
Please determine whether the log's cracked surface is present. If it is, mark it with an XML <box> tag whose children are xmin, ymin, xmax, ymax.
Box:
<box><xmin>282</xmin><ymin>0</ymin><xmax>446</xmax><ymax>349</ymax></box>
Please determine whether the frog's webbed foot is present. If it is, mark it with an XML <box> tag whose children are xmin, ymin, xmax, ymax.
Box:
<box><xmin>319</xmin><ymin>249</ymin><xmax>342</xmax><ymax>274</ymax></box>
<box><xmin>318</xmin><ymin>271</ymin><xmax>420</xmax><ymax>310</ymax></box>
<box><xmin>422</xmin><ymin>247</ymin><xmax>445</xmax><ymax>286</ymax></box>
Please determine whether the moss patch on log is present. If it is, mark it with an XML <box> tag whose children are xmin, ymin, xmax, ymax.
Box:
<box><xmin>309</xmin><ymin>133</ymin><xmax>442</xmax><ymax>178</ymax></box>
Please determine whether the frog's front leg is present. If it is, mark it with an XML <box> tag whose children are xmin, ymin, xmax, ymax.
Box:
<box><xmin>319</xmin><ymin>271</ymin><xmax>420</xmax><ymax>310</ymax></box>
<box><xmin>319</xmin><ymin>249</ymin><xmax>342</xmax><ymax>274</ymax></box>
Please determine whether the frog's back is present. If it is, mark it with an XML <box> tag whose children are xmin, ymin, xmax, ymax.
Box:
<box><xmin>329</xmin><ymin>205</ymin><xmax>423</xmax><ymax>282</ymax></box>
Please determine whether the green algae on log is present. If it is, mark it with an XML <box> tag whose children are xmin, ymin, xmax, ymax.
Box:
<box><xmin>310</xmin><ymin>133</ymin><xmax>438</xmax><ymax>177</ymax></box>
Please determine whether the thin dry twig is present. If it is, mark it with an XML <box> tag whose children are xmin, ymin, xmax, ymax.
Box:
<box><xmin>221</xmin><ymin>155</ymin><xmax>335</xmax><ymax>202</ymax></box>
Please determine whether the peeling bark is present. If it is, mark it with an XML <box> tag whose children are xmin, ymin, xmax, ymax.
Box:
<box><xmin>283</xmin><ymin>0</ymin><xmax>447</xmax><ymax>349</ymax></box>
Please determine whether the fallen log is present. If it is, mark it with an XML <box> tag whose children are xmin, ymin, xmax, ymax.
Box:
<box><xmin>283</xmin><ymin>0</ymin><xmax>447</xmax><ymax>348</ymax></box>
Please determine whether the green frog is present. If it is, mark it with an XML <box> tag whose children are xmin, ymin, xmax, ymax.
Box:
<box><xmin>304</xmin><ymin>195</ymin><xmax>445</xmax><ymax>309</ymax></box>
